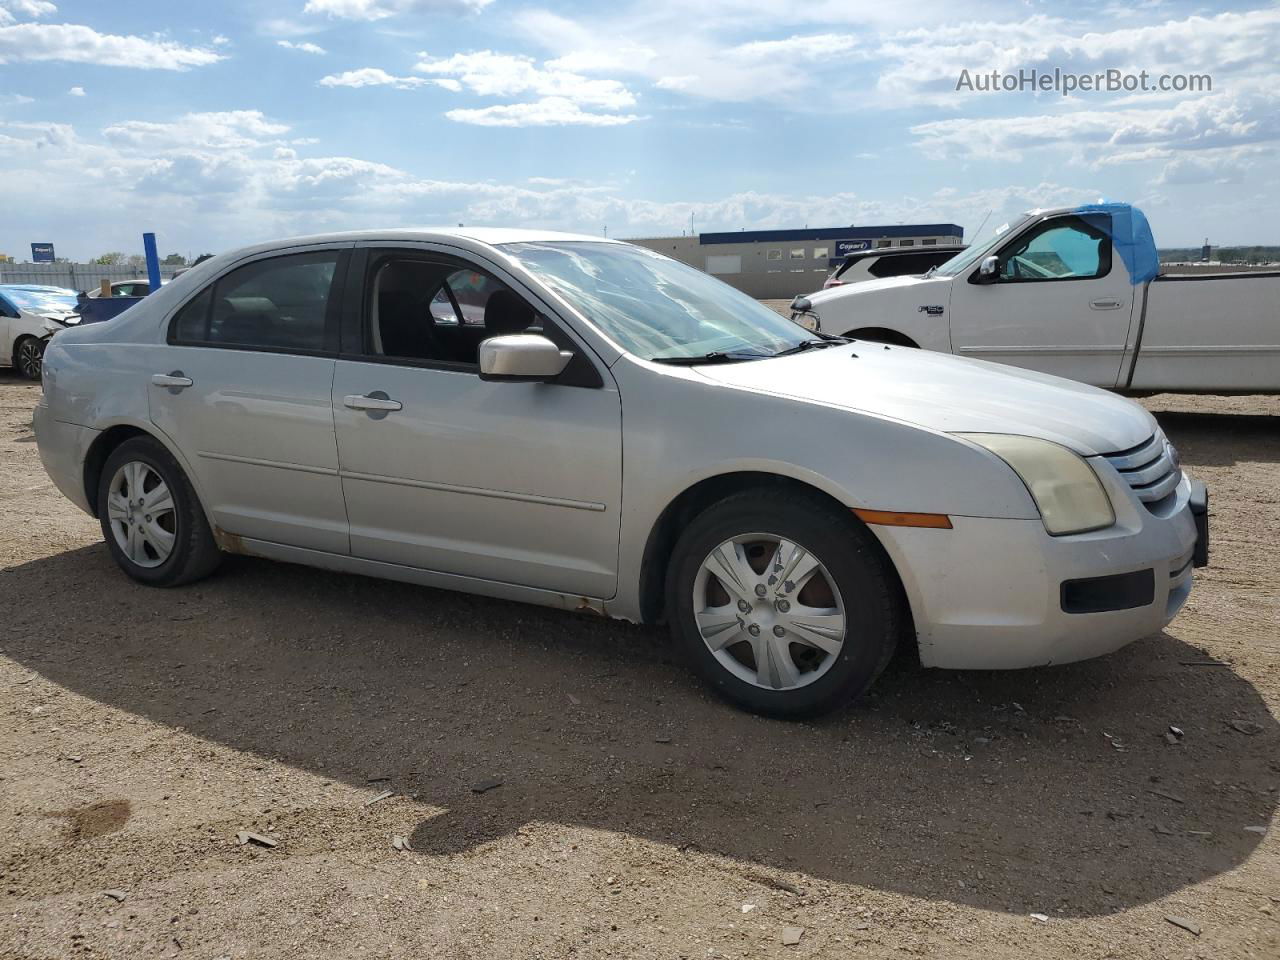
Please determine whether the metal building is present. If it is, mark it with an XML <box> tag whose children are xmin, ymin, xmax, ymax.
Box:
<box><xmin>628</xmin><ymin>223</ymin><xmax>965</xmax><ymax>299</ymax></box>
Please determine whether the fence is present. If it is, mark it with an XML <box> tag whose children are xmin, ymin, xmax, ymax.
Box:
<box><xmin>0</xmin><ymin>262</ymin><xmax>183</xmax><ymax>292</ymax></box>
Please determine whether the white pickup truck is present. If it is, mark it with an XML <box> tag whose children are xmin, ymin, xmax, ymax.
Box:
<box><xmin>792</xmin><ymin>202</ymin><xmax>1279</xmax><ymax>393</ymax></box>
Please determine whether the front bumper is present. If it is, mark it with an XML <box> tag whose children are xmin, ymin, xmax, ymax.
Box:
<box><xmin>872</xmin><ymin>468</ymin><xmax>1202</xmax><ymax>670</ymax></box>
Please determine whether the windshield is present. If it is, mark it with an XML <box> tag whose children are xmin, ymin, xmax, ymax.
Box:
<box><xmin>0</xmin><ymin>286</ymin><xmax>78</xmax><ymax>314</ymax></box>
<box><xmin>931</xmin><ymin>213</ymin><xmax>1034</xmax><ymax>278</ymax></box>
<box><xmin>500</xmin><ymin>241</ymin><xmax>811</xmax><ymax>361</ymax></box>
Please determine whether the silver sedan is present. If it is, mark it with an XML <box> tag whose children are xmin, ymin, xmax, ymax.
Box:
<box><xmin>34</xmin><ymin>229</ymin><xmax>1203</xmax><ymax>716</ymax></box>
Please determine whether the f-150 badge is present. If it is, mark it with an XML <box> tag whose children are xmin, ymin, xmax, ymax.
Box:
<box><xmin>918</xmin><ymin>305</ymin><xmax>945</xmax><ymax>316</ymax></box>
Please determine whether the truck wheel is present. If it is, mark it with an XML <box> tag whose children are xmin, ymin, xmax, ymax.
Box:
<box><xmin>13</xmin><ymin>336</ymin><xmax>45</xmax><ymax>380</ymax></box>
<box><xmin>847</xmin><ymin>328</ymin><xmax>918</xmax><ymax>349</ymax></box>
<box><xmin>666</xmin><ymin>490</ymin><xmax>901</xmax><ymax>718</ymax></box>
<box><xmin>97</xmin><ymin>436</ymin><xmax>223</xmax><ymax>587</ymax></box>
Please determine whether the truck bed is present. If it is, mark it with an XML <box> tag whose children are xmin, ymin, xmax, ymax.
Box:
<box><xmin>1129</xmin><ymin>271</ymin><xmax>1280</xmax><ymax>393</ymax></box>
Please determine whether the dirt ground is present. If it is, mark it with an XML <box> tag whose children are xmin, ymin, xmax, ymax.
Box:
<box><xmin>0</xmin><ymin>373</ymin><xmax>1276</xmax><ymax>960</ymax></box>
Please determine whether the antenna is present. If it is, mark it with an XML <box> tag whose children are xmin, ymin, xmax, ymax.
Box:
<box><xmin>970</xmin><ymin>209</ymin><xmax>992</xmax><ymax>242</ymax></box>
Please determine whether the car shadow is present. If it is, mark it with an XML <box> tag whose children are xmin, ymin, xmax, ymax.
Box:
<box><xmin>1154</xmin><ymin>410</ymin><xmax>1279</xmax><ymax>466</ymax></box>
<box><xmin>2</xmin><ymin>545</ymin><xmax>1274</xmax><ymax>918</ymax></box>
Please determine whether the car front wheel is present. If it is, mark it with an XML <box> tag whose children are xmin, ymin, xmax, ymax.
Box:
<box><xmin>667</xmin><ymin>490</ymin><xmax>902</xmax><ymax>718</ymax></box>
<box><xmin>14</xmin><ymin>336</ymin><xmax>44</xmax><ymax>381</ymax></box>
<box><xmin>97</xmin><ymin>436</ymin><xmax>222</xmax><ymax>587</ymax></box>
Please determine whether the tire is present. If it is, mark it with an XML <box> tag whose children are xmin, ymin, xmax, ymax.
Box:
<box><xmin>666</xmin><ymin>490</ymin><xmax>901</xmax><ymax>718</ymax></box>
<box><xmin>13</xmin><ymin>336</ymin><xmax>45</xmax><ymax>381</ymax></box>
<box><xmin>96</xmin><ymin>436</ymin><xmax>222</xmax><ymax>587</ymax></box>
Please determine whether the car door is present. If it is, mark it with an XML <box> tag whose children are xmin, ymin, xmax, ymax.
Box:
<box><xmin>947</xmin><ymin>213</ymin><xmax>1136</xmax><ymax>387</ymax></box>
<box><xmin>331</xmin><ymin>246</ymin><xmax>623</xmax><ymax>599</ymax></box>
<box><xmin>147</xmin><ymin>245</ymin><xmax>352</xmax><ymax>554</ymax></box>
<box><xmin>0</xmin><ymin>293</ymin><xmax>15</xmax><ymax>360</ymax></box>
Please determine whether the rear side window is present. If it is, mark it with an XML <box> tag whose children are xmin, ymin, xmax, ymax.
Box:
<box><xmin>170</xmin><ymin>251</ymin><xmax>341</xmax><ymax>353</ymax></box>
<box><xmin>868</xmin><ymin>254</ymin><xmax>939</xmax><ymax>278</ymax></box>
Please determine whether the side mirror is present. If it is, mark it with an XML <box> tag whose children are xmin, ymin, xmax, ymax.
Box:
<box><xmin>975</xmin><ymin>255</ymin><xmax>999</xmax><ymax>284</ymax></box>
<box><xmin>478</xmin><ymin>334</ymin><xmax>573</xmax><ymax>383</ymax></box>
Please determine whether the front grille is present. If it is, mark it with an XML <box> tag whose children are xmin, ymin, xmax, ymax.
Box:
<box><xmin>1103</xmin><ymin>432</ymin><xmax>1182</xmax><ymax>509</ymax></box>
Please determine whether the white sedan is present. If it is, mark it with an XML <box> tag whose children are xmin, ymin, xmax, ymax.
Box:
<box><xmin>33</xmin><ymin>229</ymin><xmax>1207</xmax><ymax>716</ymax></box>
<box><xmin>0</xmin><ymin>284</ymin><xmax>79</xmax><ymax>380</ymax></box>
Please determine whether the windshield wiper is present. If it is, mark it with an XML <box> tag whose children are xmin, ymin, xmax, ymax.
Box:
<box><xmin>650</xmin><ymin>350</ymin><xmax>770</xmax><ymax>365</ymax></box>
<box><xmin>770</xmin><ymin>336</ymin><xmax>851</xmax><ymax>357</ymax></box>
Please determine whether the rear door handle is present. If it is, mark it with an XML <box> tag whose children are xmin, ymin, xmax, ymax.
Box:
<box><xmin>151</xmin><ymin>372</ymin><xmax>193</xmax><ymax>389</ymax></box>
<box><xmin>1090</xmin><ymin>298</ymin><xmax>1123</xmax><ymax>310</ymax></box>
<box><xmin>343</xmin><ymin>393</ymin><xmax>402</xmax><ymax>412</ymax></box>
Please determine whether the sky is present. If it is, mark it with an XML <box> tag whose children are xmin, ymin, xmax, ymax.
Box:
<box><xmin>1</xmin><ymin>0</ymin><xmax>1278</xmax><ymax>261</ymax></box>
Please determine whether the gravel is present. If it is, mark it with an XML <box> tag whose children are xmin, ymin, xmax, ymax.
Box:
<box><xmin>1</xmin><ymin>374</ymin><xmax>1276</xmax><ymax>959</ymax></box>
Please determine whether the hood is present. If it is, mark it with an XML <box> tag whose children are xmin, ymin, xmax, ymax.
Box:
<box><xmin>805</xmin><ymin>272</ymin><xmax>931</xmax><ymax>307</ymax></box>
<box><xmin>694</xmin><ymin>343</ymin><xmax>1156</xmax><ymax>456</ymax></box>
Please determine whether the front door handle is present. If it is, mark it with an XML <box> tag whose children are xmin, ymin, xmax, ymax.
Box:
<box><xmin>343</xmin><ymin>393</ymin><xmax>402</xmax><ymax>412</ymax></box>
<box><xmin>151</xmin><ymin>372</ymin><xmax>193</xmax><ymax>389</ymax></box>
<box><xmin>1090</xmin><ymin>298</ymin><xmax>1123</xmax><ymax>310</ymax></box>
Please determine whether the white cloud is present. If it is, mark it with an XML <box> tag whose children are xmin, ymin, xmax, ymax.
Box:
<box><xmin>0</xmin><ymin>23</ymin><xmax>224</xmax><ymax>69</ymax></box>
<box><xmin>212</xmin><ymin>34</ymin><xmax>230</xmax><ymax>46</ymax></box>
<box><xmin>0</xmin><ymin>92</ymin><xmax>33</xmax><ymax>105</ymax></box>
<box><xmin>415</xmin><ymin>50</ymin><xmax>637</xmax><ymax>110</ymax></box>
<box><xmin>304</xmin><ymin>0</ymin><xmax>492</xmax><ymax>20</ymax></box>
<box><xmin>5</xmin><ymin>103</ymin><xmax>1277</xmax><ymax>257</ymax></box>
<box><xmin>445</xmin><ymin>97</ymin><xmax>640</xmax><ymax>127</ymax></box>
<box><xmin>319</xmin><ymin>67</ymin><xmax>439</xmax><ymax>90</ymax></box>
<box><xmin>911</xmin><ymin>86</ymin><xmax>1280</xmax><ymax>161</ymax></box>
<box><xmin>0</xmin><ymin>0</ymin><xmax>57</xmax><ymax>23</ymax></box>
<box><xmin>103</xmin><ymin>111</ymin><xmax>291</xmax><ymax>150</ymax></box>
<box><xmin>875</xmin><ymin>9</ymin><xmax>1280</xmax><ymax>108</ymax></box>
<box><xmin>728</xmin><ymin>33</ymin><xmax>860</xmax><ymax>61</ymax></box>
<box><xmin>278</xmin><ymin>39</ymin><xmax>326</xmax><ymax>55</ymax></box>
<box><xmin>67</xmin><ymin>85</ymin><xmax>83</xmax><ymax>96</ymax></box>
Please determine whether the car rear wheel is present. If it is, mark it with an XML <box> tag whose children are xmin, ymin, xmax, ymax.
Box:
<box><xmin>666</xmin><ymin>490</ymin><xmax>901</xmax><ymax>717</ymax></box>
<box><xmin>14</xmin><ymin>336</ymin><xmax>44</xmax><ymax>381</ymax></box>
<box><xmin>97</xmin><ymin>436</ymin><xmax>222</xmax><ymax>587</ymax></box>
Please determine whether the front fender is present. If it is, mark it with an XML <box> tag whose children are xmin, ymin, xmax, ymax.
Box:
<box><xmin>809</xmin><ymin>277</ymin><xmax>954</xmax><ymax>351</ymax></box>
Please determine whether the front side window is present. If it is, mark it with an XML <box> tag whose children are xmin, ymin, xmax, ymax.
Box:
<box><xmin>501</xmin><ymin>241</ymin><xmax>812</xmax><ymax>362</ymax></box>
<box><xmin>998</xmin><ymin>216</ymin><xmax>1110</xmax><ymax>281</ymax></box>
<box><xmin>171</xmin><ymin>251</ymin><xmax>339</xmax><ymax>352</ymax></box>
<box><xmin>367</xmin><ymin>258</ymin><xmax>542</xmax><ymax>367</ymax></box>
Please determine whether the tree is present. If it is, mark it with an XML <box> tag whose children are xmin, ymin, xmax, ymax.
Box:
<box><xmin>93</xmin><ymin>252</ymin><xmax>126</xmax><ymax>265</ymax></box>
<box><xmin>162</xmin><ymin>253</ymin><xmax>187</xmax><ymax>266</ymax></box>
<box><xmin>126</xmin><ymin>254</ymin><xmax>145</xmax><ymax>268</ymax></box>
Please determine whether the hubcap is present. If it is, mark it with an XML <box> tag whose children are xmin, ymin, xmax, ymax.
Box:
<box><xmin>106</xmin><ymin>461</ymin><xmax>177</xmax><ymax>568</ymax></box>
<box><xmin>692</xmin><ymin>534</ymin><xmax>846</xmax><ymax>691</ymax></box>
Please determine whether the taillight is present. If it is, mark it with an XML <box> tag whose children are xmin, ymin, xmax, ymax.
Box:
<box><xmin>822</xmin><ymin>278</ymin><xmax>844</xmax><ymax>289</ymax></box>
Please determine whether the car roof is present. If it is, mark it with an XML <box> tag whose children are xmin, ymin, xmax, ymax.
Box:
<box><xmin>244</xmin><ymin>226</ymin><xmax>620</xmax><ymax>255</ymax></box>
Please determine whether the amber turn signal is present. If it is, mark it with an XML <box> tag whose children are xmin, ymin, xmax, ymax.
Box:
<box><xmin>853</xmin><ymin>508</ymin><xmax>953</xmax><ymax>529</ymax></box>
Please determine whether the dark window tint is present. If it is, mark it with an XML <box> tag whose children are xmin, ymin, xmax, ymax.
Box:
<box><xmin>173</xmin><ymin>251</ymin><xmax>339</xmax><ymax>351</ymax></box>
<box><xmin>172</xmin><ymin>286</ymin><xmax>214</xmax><ymax>342</ymax></box>
<box><xmin>369</xmin><ymin>258</ymin><xmax>540</xmax><ymax>367</ymax></box>
<box><xmin>868</xmin><ymin>253</ymin><xmax>945</xmax><ymax>278</ymax></box>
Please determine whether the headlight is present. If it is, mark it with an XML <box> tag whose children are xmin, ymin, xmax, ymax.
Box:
<box><xmin>957</xmin><ymin>433</ymin><xmax>1115</xmax><ymax>536</ymax></box>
